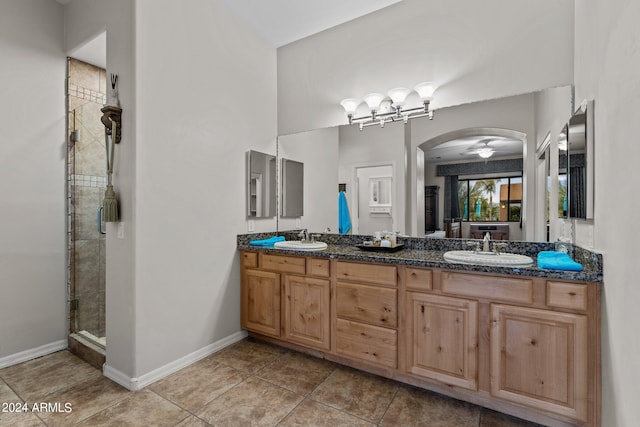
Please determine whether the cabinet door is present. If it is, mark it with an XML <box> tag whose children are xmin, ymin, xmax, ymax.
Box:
<box><xmin>490</xmin><ymin>304</ymin><xmax>588</xmax><ymax>422</ymax></box>
<box><xmin>283</xmin><ymin>275</ymin><xmax>330</xmax><ymax>350</ymax></box>
<box><xmin>241</xmin><ymin>269</ymin><xmax>281</xmax><ymax>338</ymax></box>
<box><xmin>406</xmin><ymin>293</ymin><xmax>478</xmax><ymax>390</ymax></box>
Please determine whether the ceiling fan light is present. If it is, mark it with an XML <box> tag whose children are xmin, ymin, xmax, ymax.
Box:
<box><xmin>478</xmin><ymin>148</ymin><xmax>494</xmax><ymax>159</ymax></box>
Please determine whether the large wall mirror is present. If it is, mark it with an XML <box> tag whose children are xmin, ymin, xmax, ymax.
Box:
<box><xmin>276</xmin><ymin>85</ymin><xmax>579</xmax><ymax>242</ymax></box>
<box><xmin>246</xmin><ymin>150</ymin><xmax>276</xmax><ymax>218</ymax></box>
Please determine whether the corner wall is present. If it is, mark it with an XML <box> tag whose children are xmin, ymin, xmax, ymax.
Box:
<box><xmin>0</xmin><ymin>0</ymin><xmax>67</xmax><ymax>362</ymax></box>
<box><xmin>574</xmin><ymin>0</ymin><xmax>640</xmax><ymax>425</ymax></box>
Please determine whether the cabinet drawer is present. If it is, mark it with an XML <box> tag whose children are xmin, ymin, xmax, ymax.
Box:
<box><xmin>441</xmin><ymin>271</ymin><xmax>533</xmax><ymax>304</ymax></box>
<box><xmin>546</xmin><ymin>281</ymin><xmax>588</xmax><ymax>311</ymax></box>
<box><xmin>260</xmin><ymin>254</ymin><xmax>306</xmax><ymax>274</ymax></box>
<box><xmin>336</xmin><ymin>282</ymin><xmax>397</xmax><ymax>328</ymax></box>
<box><xmin>242</xmin><ymin>251</ymin><xmax>258</xmax><ymax>268</ymax></box>
<box><xmin>335</xmin><ymin>318</ymin><xmax>397</xmax><ymax>368</ymax></box>
<box><xmin>307</xmin><ymin>258</ymin><xmax>330</xmax><ymax>277</ymax></box>
<box><xmin>336</xmin><ymin>261</ymin><xmax>397</xmax><ymax>287</ymax></box>
<box><xmin>405</xmin><ymin>267</ymin><xmax>433</xmax><ymax>291</ymax></box>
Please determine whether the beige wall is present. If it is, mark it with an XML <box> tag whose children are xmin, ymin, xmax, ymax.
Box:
<box><xmin>0</xmin><ymin>0</ymin><xmax>66</xmax><ymax>364</ymax></box>
<box><xmin>574</xmin><ymin>0</ymin><xmax>640</xmax><ymax>425</ymax></box>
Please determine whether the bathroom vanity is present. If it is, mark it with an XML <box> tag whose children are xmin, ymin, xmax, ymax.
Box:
<box><xmin>238</xmin><ymin>238</ymin><xmax>601</xmax><ymax>427</ymax></box>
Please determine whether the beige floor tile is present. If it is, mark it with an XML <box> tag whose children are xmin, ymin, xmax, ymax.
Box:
<box><xmin>0</xmin><ymin>380</ymin><xmax>45</xmax><ymax>427</ymax></box>
<box><xmin>36</xmin><ymin>376</ymin><xmax>131</xmax><ymax>426</ymax></box>
<box><xmin>174</xmin><ymin>415</ymin><xmax>211</xmax><ymax>427</ymax></box>
<box><xmin>197</xmin><ymin>376</ymin><xmax>303</xmax><ymax>427</ymax></box>
<box><xmin>256</xmin><ymin>351</ymin><xmax>335</xmax><ymax>395</ymax></box>
<box><xmin>480</xmin><ymin>408</ymin><xmax>544</xmax><ymax>426</ymax></box>
<box><xmin>75</xmin><ymin>389</ymin><xmax>189</xmax><ymax>427</ymax></box>
<box><xmin>150</xmin><ymin>357</ymin><xmax>247</xmax><ymax>413</ymax></box>
<box><xmin>380</xmin><ymin>385</ymin><xmax>480</xmax><ymax>427</ymax></box>
<box><xmin>0</xmin><ymin>351</ymin><xmax>101</xmax><ymax>402</ymax></box>
<box><xmin>208</xmin><ymin>339</ymin><xmax>287</xmax><ymax>373</ymax></box>
<box><xmin>279</xmin><ymin>398</ymin><xmax>375</xmax><ymax>426</ymax></box>
<box><xmin>310</xmin><ymin>367</ymin><xmax>398</xmax><ymax>423</ymax></box>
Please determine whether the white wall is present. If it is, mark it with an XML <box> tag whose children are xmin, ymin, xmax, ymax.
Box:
<box><xmin>65</xmin><ymin>0</ymin><xmax>137</xmax><ymax>379</ymax></box>
<box><xmin>277</xmin><ymin>0</ymin><xmax>574</xmax><ymax>135</ymax></box>
<box><xmin>574</xmin><ymin>0</ymin><xmax>640</xmax><ymax>425</ymax></box>
<box><xmin>134</xmin><ymin>0</ymin><xmax>277</xmax><ymax>376</ymax></box>
<box><xmin>0</xmin><ymin>0</ymin><xmax>66</xmax><ymax>362</ymax></box>
<box><xmin>278</xmin><ymin>127</ymin><xmax>339</xmax><ymax>233</ymax></box>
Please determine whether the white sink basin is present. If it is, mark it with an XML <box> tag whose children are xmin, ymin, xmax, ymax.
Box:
<box><xmin>444</xmin><ymin>250</ymin><xmax>533</xmax><ymax>267</ymax></box>
<box><xmin>273</xmin><ymin>241</ymin><xmax>328</xmax><ymax>251</ymax></box>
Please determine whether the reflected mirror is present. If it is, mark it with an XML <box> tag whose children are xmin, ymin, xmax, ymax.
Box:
<box><xmin>246</xmin><ymin>150</ymin><xmax>276</xmax><ymax>218</ymax></box>
<box><xmin>281</xmin><ymin>158</ymin><xmax>304</xmax><ymax>218</ymax></box>
<box><xmin>276</xmin><ymin>85</ymin><xmax>576</xmax><ymax>241</ymax></box>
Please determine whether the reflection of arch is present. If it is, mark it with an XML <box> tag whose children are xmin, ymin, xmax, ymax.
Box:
<box><xmin>418</xmin><ymin>127</ymin><xmax>527</xmax><ymax>153</ymax></box>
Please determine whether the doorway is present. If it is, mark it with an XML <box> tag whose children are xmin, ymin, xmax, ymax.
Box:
<box><xmin>355</xmin><ymin>165</ymin><xmax>394</xmax><ymax>235</ymax></box>
<box><xmin>66</xmin><ymin>57</ymin><xmax>107</xmax><ymax>365</ymax></box>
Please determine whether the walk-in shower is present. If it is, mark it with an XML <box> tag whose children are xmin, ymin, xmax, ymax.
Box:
<box><xmin>66</xmin><ymin>58</ymin><xmax>107</xmax><ymax>363</ymax></box>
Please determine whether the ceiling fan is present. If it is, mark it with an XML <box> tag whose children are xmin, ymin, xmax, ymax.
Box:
<box><xmin>464</xmin><ymin>138</ymin><xmax>508</xmax><ymax>159</ymax></box>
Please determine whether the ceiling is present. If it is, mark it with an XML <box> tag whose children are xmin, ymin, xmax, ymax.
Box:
<box><xmin>425</xmin><ymin>136</ymin><xmax>523</xmax><ymax>164</ymax></box>
<box><xmin>61</xmin><ymin>0</ymin><xmax>402</xmax><ymax>67</ymax></box>
<box><xmin>217</xmin><ymin>0</ymin><xmax>402</xmax><ymax>47</ymax></box>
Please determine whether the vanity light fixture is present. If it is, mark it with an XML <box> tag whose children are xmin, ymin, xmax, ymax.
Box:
<box><xmin>340</xmin><ymin>81</ymin><xmax>437</xmax><ymax>130</ymax></box>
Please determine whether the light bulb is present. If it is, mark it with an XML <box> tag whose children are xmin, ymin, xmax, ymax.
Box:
<box><xmin>478</xmin><ymin>148</ymin><xmax>494</xmax><ymax>159</ymax></box>
<box><xmin>414</xmin><ymin>81</ymin><xmax>437</xmax><ymax>101</ymax></box>
<box><xmin>364</xmin><ymin>93</ymin><xmax>385</xmax><ymax>112</ymax></box>
<box><xmin>388</xmin><ymin>87</ymin><xmax>411</xmax><ymax>107</ymax></box>
<box><xmin>340</xmin><ymin>98</ymin><xmax>361</xmax><ymax>115</ymax></box>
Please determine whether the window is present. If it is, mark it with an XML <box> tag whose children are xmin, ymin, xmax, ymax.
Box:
<box><xmin>458</xmin><ymin>177</ymin><xmax>522</xmax><ymax>222</ymax></box>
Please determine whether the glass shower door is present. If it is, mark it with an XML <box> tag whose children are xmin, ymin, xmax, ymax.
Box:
<box><xmin>68</xmin><ymin>101</ymin><xmax>107</xmax><ymax>349</ymax></box>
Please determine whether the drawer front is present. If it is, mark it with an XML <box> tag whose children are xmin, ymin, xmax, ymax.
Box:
<box><xmin>405</xmin><ymin>267</ymin><xmax>433</xmax><ymax>291</ymax></box>
<box><xmin>441</xmin><ymin>271</ymin><xmax>533</xmax><ymax>304</ymax></box>
<box><xmin>335</xmin><ymin>318</ymin><xmax>397</xmax><ymax>368</ymax></box>
<box><xmin>242</xmin><ymin>251</ymin><xmax>258</xmax><ymax>268</ymax></box>
<box><xmin>546</xmin><ymin>281</ymin><xmax>588</xmax><ymax>311</ymax></box>
<box><xmin>336</xmin><ymin>282</ymin><xmax>397</xmax><ymax>328</ymax></box>
<box><xmin>307</xmin><ymin>258</ymin><xmax>330</xmax><ymax>277</ymax></box>
<box><xmin>336</xmin><ymin>261</ymin><xmax>397</xmax><ymax>287</ymax></box>
<box><xmin>260</xmin><ymin>254</ymin><xmax>306</xmax><ymax>274</ymax></box>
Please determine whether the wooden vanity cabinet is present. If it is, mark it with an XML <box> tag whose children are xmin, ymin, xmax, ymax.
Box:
<box><xmin>241</xmin><ymin>268</ymin><xmax>281</xmax><ymax>338</ymax></box>
<box><xmin>282</xmin><ymin>274</ymin><xmax>330</xmax><ymax>350</ymax></box>
<box><xmin>405</xmin><ymin>292</ymin><xmax>478</xmax><ymax>390</ymax></box>
<box><xmin>240</xmin><ymin>251</ymin><xmax>600</xmax><ymax>427</ymax></box>
<box><xmin>334</xmin><ymin>261</ymin><xmax>398</xmax><ymax>369</ymax></box>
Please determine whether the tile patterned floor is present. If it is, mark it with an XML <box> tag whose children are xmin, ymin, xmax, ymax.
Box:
<box><xmin>0</xmin><ymin>339</ymin><xmax>544</xmax><ymax>426</ymax></box>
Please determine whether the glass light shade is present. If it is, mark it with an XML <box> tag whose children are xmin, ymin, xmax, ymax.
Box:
<box><xmin>477</xmin><ymin>148</ymin><xmax>494</xmax><ymax>159</ymax></box>
<box><xmin>340</xmin><ymin>98</ymin><xmax>361</xmax><ymax>114</ymax></box>
<box><xmin>388</xmin><ymin>87</ymin><xmax>411</xmax><ymax>107</ymax></box>
<box><xmin>414</xmin><ymin>81</ymin><xmax>437</xmax><ymax>100</ymax></box>
<box><xmin>364</xmin><ymin>93</ymin><xmax>385</xmax><ymax>111</ymax></box>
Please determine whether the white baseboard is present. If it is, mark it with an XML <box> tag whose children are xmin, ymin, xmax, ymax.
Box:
<box><xmin>0</xmin><ymin>339</ymin><xmax>68</xmax><ymax>369</ymax></box>
<box><xmin>103</xmin><ymin>330</ymin><xmax>248</xmax><ymax>391</ymax></box>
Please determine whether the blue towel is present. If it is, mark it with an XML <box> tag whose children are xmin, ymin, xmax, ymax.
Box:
<box><xmin>249</xmin><ymin>236</ymin><xmax>285</xmax><ymax>246</ymax></box>
<box><xmin>537</xmin><ymin>251</ymin><xmax>583</xmax><ymax>271</ymax></box>
<box><xmin>338</xmin><ymin>191</ymin><xmax>352</xmax><ymax>234</ymax></box>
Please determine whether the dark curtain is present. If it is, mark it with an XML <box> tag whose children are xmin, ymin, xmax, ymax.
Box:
<box><xmin>569</xmin><ymin>166</ymin><xmax>586</xmax><ymax>218</ymax></box>
<box><xmin>444</xmin><ymin>176</ymin><xmax>460</xmax><ymax>219</ymax></box>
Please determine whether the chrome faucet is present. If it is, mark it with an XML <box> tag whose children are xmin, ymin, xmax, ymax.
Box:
<box><xmin>298</xmin><ymin>229</ymin><xmax>309</xmax><ymax>242</ymax></box>
<box><xmin>483</xmin><ymin>232</ymin><xmax>491</xmax><ymax>252</ymax></box>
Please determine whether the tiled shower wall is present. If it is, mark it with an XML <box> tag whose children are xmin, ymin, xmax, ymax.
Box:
<box><xmin>67</xmin><ymin>58</ymin><xmax>107</xmax><ymax>340</ymax></box>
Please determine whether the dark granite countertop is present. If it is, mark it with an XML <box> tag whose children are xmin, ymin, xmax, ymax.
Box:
<box><xmin>237</xmin><ymin>232</ymin><xmax>603</xmax><ymax>283</ymax></box>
